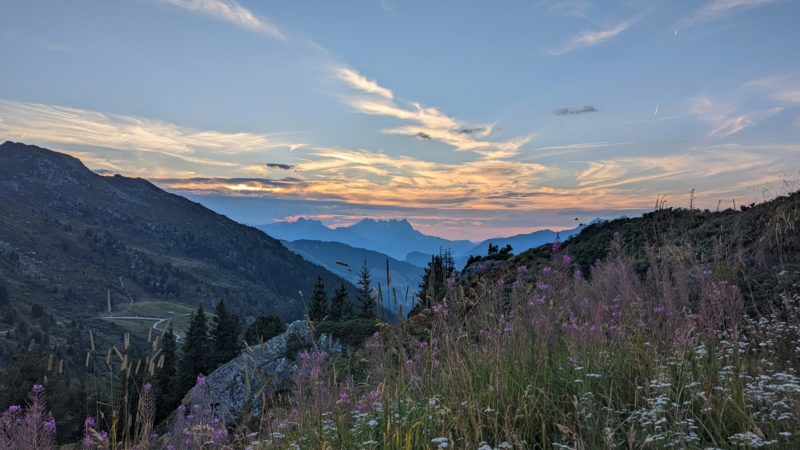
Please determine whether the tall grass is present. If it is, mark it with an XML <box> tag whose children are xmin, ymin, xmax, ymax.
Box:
<box><xmin>5</xmin><ymin>235</ymin><xmax>799</xmax><ymax>448</ymax></box>
<box><xmin>258</xmin><ymin>236</ymin><xmax>800</xmax><ymax>449</ymax></box>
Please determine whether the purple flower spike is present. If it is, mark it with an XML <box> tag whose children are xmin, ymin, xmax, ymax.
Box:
<box><xmin>43</xmin><ymin>418</ymin><xmax>57</xmax><ymax>434</ymax></box>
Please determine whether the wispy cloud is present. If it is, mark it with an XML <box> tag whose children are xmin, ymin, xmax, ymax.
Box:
<box><xmin>690</xmin><ymin>94</ymin><xmax>782</xmax><ymax>138</ymax></box>
<box><xmin>679</xmin><ymin>0</ymin><xmax>779</xmax><ymax>28</ymax></box>
<box><xmin>38</xmin><ymin>40</ymin><xmax>71</xmax><ymax>53</ymax></box>
<box><xmin>746</xmin><ymin>73</ymin><xmax>800</xmax><ymax>104</ymax></box>
<box><xmin>336</xmin><ymin>67</ymin><xmax>533</xmax><ymax>159</ymax></box>
<box><xmin>547</xmin><ymin>17</ymin><xmax>638</xmax><ymax>55</ymax></box>
<box><xmin>267</xmin><ymin>163</ymin><xmax>297</xmax><ymax>170</ymax></box>
<box><xmin>547</xmin><ymin>0</ymin><xmax>592</xmax><ymax>19</ymax></box>
<box><xmin>160</xmin><ymin>0</ymin><xmax>284</xmax><ymax>39</ymax></box>
<box><xmin>554</xmin><ymin>105</ymin><xmax>597</xmax><ymax>115</ymax></box>
<box><xmin>574</xmin><ymin>145</ymin><xmax>795</xmax><ymax>205</ymax></box>
<box><xmin>533</xmin><ymin>141</ymin><xmax>635</xmax><ymax>158</ymax></box>
<box><xmin>0</xmin><ymin>99</ymin><xmax>301</xmax><ymax>167</ymax></box>
<box><xmin>337</xmin><ymin>68</ymin><xmax>394</xmax><ymax>100</ymax></box>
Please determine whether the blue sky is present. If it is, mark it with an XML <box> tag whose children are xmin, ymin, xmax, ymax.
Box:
<box><xmin>1</xmin><ymin>0</ymin><xmax>798</xmax><ymax>240</ymax></box>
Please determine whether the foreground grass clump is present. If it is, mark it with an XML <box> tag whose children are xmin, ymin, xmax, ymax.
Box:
<box><xmin>259</xmin><ymin>238</ymin><xmax>800</xmax><ymax>449</ymax></box>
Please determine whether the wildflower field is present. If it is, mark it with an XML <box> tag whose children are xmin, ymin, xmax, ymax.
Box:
<box><xmin>3</xmin><ymin>237</ymin><xmax>799</xmax><ymax>449</ymax></box>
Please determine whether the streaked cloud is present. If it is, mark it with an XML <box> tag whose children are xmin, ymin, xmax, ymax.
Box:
<box><xmin>554</xmin><ymin>105</ymin><xmax>597</xmax><ymax>115</ymax></box>
<box><xmin>547</xmin><ymin>17</ymin><xmax>638</xmax><ymax>55</ymax></box>
<box><xmin>679</xmin><ymin>0</ymin><xmax>780</xmax><ymax>28</ymax></box>
<box><xmin>336</xmin><ymin>67</ymin><xmax>532</xmax><ymax>159</ymax></box>
<box><xmin>690</xmin><ymin>94</ymin><xmax>783</xmax><ymax>138</ymax></box>
<box><xmin>547</xmin><ymin>0</ymin><xmax>592</xmax><ymax>19</ymax></box>
<box><xmin>160</xmin><ymin>0</ymin><xmax>284</xmax><ymax>39</ymax></box>
<box><xmin>337</xmin><ymin>67</ymin><xmax>394</xmax><ymax>100</ymax></box>
<box><xmin>267</xmin><ymin>163</ymin><xmax>297</xmax><ymax>170</ymax></box>
<box><xmin>746</xmin><ymin>73</ymin><xmax>800</xmax><ymax>104</ymax></box>
<box><xmin>0</xmin><ymin>99</ymin><xmax>301</xmax><ymax>166</ymax></box>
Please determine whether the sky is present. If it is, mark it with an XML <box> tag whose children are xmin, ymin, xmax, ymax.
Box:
<box><xmin>1</xmin><ymin>0</ymin><xmax>799</xmax><ymax>241</ymax></box>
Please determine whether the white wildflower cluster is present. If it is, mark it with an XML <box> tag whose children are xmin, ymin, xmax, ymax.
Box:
<box><xmin>743</xmin><ymin>370</ymin><xmax>800</xmax><ymax>422</ymax></box>
<box><xmin>626</xmin><ymin>374</ymin><xmax>702</xmax><ymax>448</ymax></box>
<box><xmin>727</xmin><ymin>431</ymin><xmax>778</xmax><ymax>448</ymax></box>
<box><xmin>479</xmin><ymin>441</ymin><xmax>514</xmax><ymax>449</ymax></box>
<box><xmin>431</xmin><ymin>436</ymin><xmax>450</xmax><ymax>448</ymax></box>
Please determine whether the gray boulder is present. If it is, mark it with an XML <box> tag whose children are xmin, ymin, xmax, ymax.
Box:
<box><xmin>183</xmin><ymin>320</ymin><xmax>321</xmax><ymax>421</ymax></box>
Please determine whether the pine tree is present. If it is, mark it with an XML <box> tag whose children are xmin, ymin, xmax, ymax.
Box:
<box><xmin>308</xmin><ymin>277</ymin><xmax>328</xmax><ymax>321</ymax></box>
<box><xmin>413</xmin><ymin>249</ymin><xmax>456</xmax><ymax>314</ymax></box>
<box><xmin>210</xmin><ymin>299</ymin><xmax>242</xmax><ymax>369</ymax></box>
<box><xmin>357</xmin><ymin>261</ymin><xmax>376</xmax><ymax>318</ymax></box>
<box><xmin>155</xmin><ymin>322</ymin><xmax>177</xmax><ymax>421</ymax></box>
<box><xmin>244</xmin><ymin>315</ymin><xmax>286</xmax><ymax>344</ymax></box>
<box><xmin>177</xmin><ymin>305</ymin><xmax>210</xmax><ymax>393</ymax></box>
<box><xmin>329</xmin><ymin>283</ymin><xmax>352</xmax><ymax>321</ymax></box>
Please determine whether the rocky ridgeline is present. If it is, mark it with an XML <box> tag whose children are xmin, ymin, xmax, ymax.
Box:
<box><xmin>183</xmin><ymin>320</ymin><xmax>341</xmax><ymax>421</ymax></box>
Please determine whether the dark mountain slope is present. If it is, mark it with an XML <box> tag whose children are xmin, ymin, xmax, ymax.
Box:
<box><xmin>0</xmin><ymin>141</ymin><xmax>352</xmax><ymax>322</ymax></box>
<box><xmin>465</xmin><ymin>192</ymin><xmax>800</xmax><ymax>305</ymax></box>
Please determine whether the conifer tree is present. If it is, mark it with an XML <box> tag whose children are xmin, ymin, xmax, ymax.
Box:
<box><xmin>357</xmin><ymin>261</ymin><xmax>376</xmax><ymax>318</ymax></box>
<box><xmin>308</xmin><ymin>277</ymin><xmax>328</xmax><ymax>321</ymax></box>
<box><xmin>210</xmin><ymin>299</ymin><xmax>242</xmax><ymax>368</ymax></box>
<box><xmin>244</xmin><ymin>314</ymin><xmax>286</xmax><ymax>344</ymax></box>
<box><xmin>155</xmin><ymin>322</ymin><xmax>177</xmax><ymax>420</ymax></box>
<box><xmin>177</xmin><ymin>305</ymin><xmax>209</xmax><ymax>393</ymax></box>
<box><xmin>413</xmin><ymin>249</ymin><xmax>456</xmax><ymax>314</ymax></box>
<box><xmin>329</xmin><ymin>283</ymin><xmax>352</xmax><ymax>321</ymax></box>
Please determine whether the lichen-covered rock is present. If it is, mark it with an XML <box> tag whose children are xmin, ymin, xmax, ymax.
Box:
<box><xmin>183</xmin><ymin>320</ymin><xmax>315</xmax><ymax>421</ymax></box>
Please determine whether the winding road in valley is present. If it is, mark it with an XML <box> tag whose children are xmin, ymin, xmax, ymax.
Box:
<box><xmin>98</xmin><ymin>314</ymin><xmax>189</xmax><ymax>339</ymax></box>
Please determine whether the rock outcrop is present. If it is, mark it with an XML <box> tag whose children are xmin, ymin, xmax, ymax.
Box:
<box><xmin>183</xmin><ymin>320</ymin><xmax>321</xmax><ymax>421</ymax></box>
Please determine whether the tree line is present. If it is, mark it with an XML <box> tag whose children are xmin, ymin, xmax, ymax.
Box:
<box><xmin>153</xmin><ymin>263</ymin><xmax>378</xmax><ymax>420</ymax></box>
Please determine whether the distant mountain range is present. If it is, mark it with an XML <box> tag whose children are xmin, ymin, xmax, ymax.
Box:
<box><xmin>0</xmin><ymin>141</ymin><xmax>353</xmax><ymax>325</ymax></box>
<box><xmin>259</xmin><ymin>218</ymin><xmax>474</xmax><ymax>260</ymax></box>
<box><xmin>260</xmin><ymin>217</ymin><xmax>600</xmax><ymax>269</ymax></box>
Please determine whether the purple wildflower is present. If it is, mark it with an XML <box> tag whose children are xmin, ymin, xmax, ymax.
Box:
<box><xmin>542</xmin><ymin>266</ymin><xmax>553</xmax><ymax>275</ymax></box>
<box><xmin>212</xmin><ymin>428</ymin><xmax>228</xmax><ymax>440</ymax></box>
<box><xmin>7</xmin><ymin>405</ymin><xmax>21</xmax><ymax>414</ymax></box>
<box><xmin>369</xmin><ymin>389</ymin><xmax>381</xmax><ymax>402</ymax></box>
<box><xmin>84</xmin><ymin>416</ymin><xmax>96</xmax><ymax>429</ymax></box>
<box><xmin>562</xmin><ymin>254</ymin><xmax>571</xmax><ymax>266</ymax></box>
<box><xmin>497</xmin><ymin>277</ymin><xmax>505</xmax><ymax>286</ymax></box>
<box><xmin>537</xmin><ymin>281</ymin><xmax>550</xmax><ymax>291</ymax></box>
<box><xmin>32</xmin><ymin>384</ymin><xmax>44</xmax><ymax>394</ymax></box>
<box><xmin>43</xmin><ymin>418</ymin><xmax>56</xmax><ymax>434</ymax></box>
<box><xmin>568</xmin><ymin>356</ymin><xmax>580</xmax><ymax>368</ymax></box>
<box><xmin>195</xmin><ymin>374</ymin><xmax>206</xmax><ymax>386</ymax></box>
